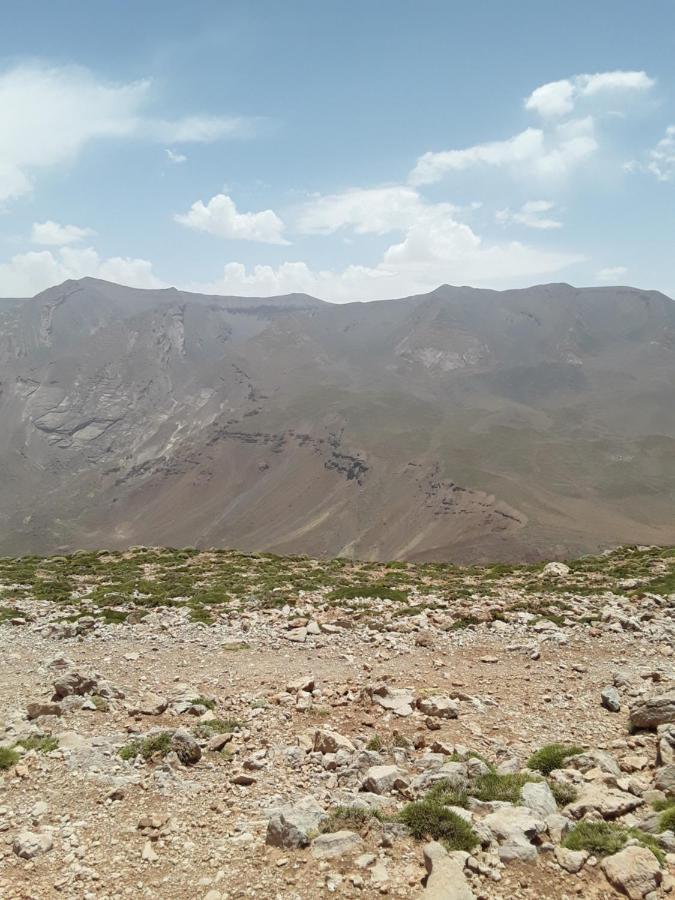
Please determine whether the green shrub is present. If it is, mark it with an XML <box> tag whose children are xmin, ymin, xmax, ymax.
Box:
<box><xmin>366</xmin><ymin>735</ymin><xmax>383</xmax><ymax>751</ymax></box>
<box><xmin>527</xmin><ymin>743</ymin><xmax>584</xmax><ymax>776</ymax></box>
<box><xmin>425</xmin><ymin>779</ymin><xmax>468</xmax><ymax>808</ymax></box>
<box><xmin>563</xmin><ymin>821</ymin><xmax>664</xmax><ymax>862</ymax></box>
<box><xmin>320</xmin><ymin>806</ymin><xmax>383</xmax><ymax>834</ymax></box>
<box><xmin>16</xmin><ymin>735</ymin><xmax>59</xmax><ymax>753</ymax></box>
<box><xmin>548</xmin><ymin>780</ymin><xmax>578</xmax><ymax>807</ymax></box>
<box><xmin>563</xmin><ymin>821</ymin><xmax>626</xmax><ymax>856</ymax></box>
<box><xmin>0</xmin><ymin>746</ymin><xmax>20</xmax><ymax>770</ymax></box>
<box><xmin>471</xmin><ymin>772</ymin><xmax>534</xmax><ymax>803</ymax></box>
<box><xmin>398</xmin><ymin>799</ymin><xmax>477</xmax><ymax>851</ymax></box>
<box><xmin>192</xmin><ymin>718</ymin><xmax>240</xmax><ymax>739</ymax></box>
<box><xmin>327</xmin><ymin>583</ymin><xmax>408</xmax><ymax>603</ymax></box>
<box><xmin>659</xmin><ymin>806</ymin><xmax>675</xmax><ymax>833</ymax></box>
<box><xmin>189</xmin><ymin>696</ymin><xmax>216</xmax><ymax>710</ymax></box>
<box><xmin>119</xmin><ymin>731</ymin><xmax>173</xmax><ymax>761</ymax></box>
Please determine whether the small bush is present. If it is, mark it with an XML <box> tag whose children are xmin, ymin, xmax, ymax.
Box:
<box><xmin>192</xmin><ymin>718</ymin><xmax>240</xmax><ymax>739</ymax></box>
<box><xmin>426</xmin><ymin>779</ymin><xmax>468</xmax><ymax>808</ymax></box>
<box><xmin>119</xmin><ymin>731</ymin><xmax>173</xmax><ymax>761</ymax></box>
<box><xmin>471</xmin><ymin>772</ymin><xmax>533</xmax><ymax>803</ymax></box>
<box><xmin>189</xmin><ymin>696</ymin><xmax>216</xmax><ymax>711</ymax></box>
<box><xmin>328</xmin><ymin>583</ymin><xmax>408</xmax><ymax>603</ymax></box>
<box><xmin>562</xmin><ymin>822</ymin><xmax>663</xmax><ymax>862</ymax></box>
<box><xmin>398</xmin><ymin>799</ymin><xmax>478</xmax><ymax>851</ymax></box>
<box><xmin>16</xmin><ymin>736</ymin><xmax>59</xmax><ymax>753</ymax></box>
<box><xmin>320</xmin><ymin>806</ymin><xmax>383</xmax><ymax>834</ymax></box>
<box><xmin>0</xmin><ymin>746</ymin><xmax>20</xmax><ymax>770</ymax></box>
<box><xmin>527</xmin><ymin>743</ymin><xmax>584</xmax><ymax>776</ymax></box>
<box><xmin>563</xmin><ymin>821</ymin><xmax>626</xmax><ymax>856</ymax></box>
<box><xmin>548</xmin><ymin>780</ymin><xmax>578</xmax><ymax>807</ymax></box>
<box><xmin>366</xmin><ymin>735</ymin><xmax>383</xmax><ymax>751</ymax></box>
<box><xmin>659</xmin><ymin>806</ymin><xmax>675</xmax><ymax>833</ymax></box>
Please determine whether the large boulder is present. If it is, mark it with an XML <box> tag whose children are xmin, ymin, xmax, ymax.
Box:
<box><xmin>313</xmin><ymin>728</ymin><xmax>355</xmax><ymax>755</ymax></box>
<box><xmin>654</xmin><ymin>764</ymin><xmax>675</xmax><ymax>796</ymax></box>
<box><xmin>422</xmin><ymin>841</ymin><xmax>475</xmax><ymax>899</ymax></box>
<box><xmin>266</xmin><ymin>796</ymin><xmax>326</xmax><ymax>848</ymax></box>
<box><xmin>13</xmin><ymin>831</ymin><xmax>53</xmax><ymax>859</ymax></box>
<box><xmin>600</xmin><ymin>846</ymin><xmax>662</xmax><ymax>899</ymax></box>
<box><xmin>52</xmin><ymin>670</ymin><xmax>99</xmax><ymax>699</ymax></box>
<box><xmin>483</xmin><ymin>806</ymin><xmax>546</xmax><ymax>862</ymax></box>
<box><xmin>417</xmin><ymin>696</ymin><xmax>459</xmax><ymax>719</ymax></box>
<box><xmin>566</xmin><ymin>784</ymin><xmax>643</xmax><ymax>819</ymax></box>
<box><xmin>361</xmin><ymin>764</ymin><xmax>410</xmax><ymax>795</ymax></box>
<box><xmin>520</xmin><ymin>781</ymin><xmax>557</xmax><ymax>818</ymax></box>
<box><xmin>629</xmin><ymin>693</ymin><xmax>675</xmax><ymax>730</ymax></box>
<box><xmin>311</xmin><ymin>830</ymin><xmax>363</xmax><ymax>859</ymax></box>
<box><xmin>170</xmin><ymin>729</ymin><xmax>201</xmax><ymax>765</ymax></box>
<box><xmin>369</xmin><ymin>684</ymin><xmax>415</xmax><ymax>717</ymax></box>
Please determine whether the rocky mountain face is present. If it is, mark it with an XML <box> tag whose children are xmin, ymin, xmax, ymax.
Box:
<box><xmin>1</xmin><ymin>276</ymin><xmax>674</xmax><ymax>561</ymax></box>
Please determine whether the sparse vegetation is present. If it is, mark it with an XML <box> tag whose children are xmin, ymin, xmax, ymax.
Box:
<box><xmin>563</xmin><ymin>821</ymin><xmax>665</xmax><ymax>862</ymax></box>
<box><xmin>398</xmin><ymin>797</ymin><xmax>478</xmax><ymax>851</ymax></box>
<box><xmin>527</xmin><ymin>743</ymin><xmax>584</xmax><ymax>776</ymax></box>
<box><xmin>0</xmin><ymin>746</ymin><xmax>20</xmax><ymax>770</ymax></box>
<box><xmin>16</xmin><ymin>735</ymin><xmax>59</xmax><ymax>753</ymax></box>
<box><xmin>119</xmin><ymin>731</ymin><xmax>173</xmax><ymax>761</ymax></box>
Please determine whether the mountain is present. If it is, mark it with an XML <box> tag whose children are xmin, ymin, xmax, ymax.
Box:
<box><xmin>1</xmin><ymin>276</ymin><xmax>674</xmax><ymax>562</ymax></box>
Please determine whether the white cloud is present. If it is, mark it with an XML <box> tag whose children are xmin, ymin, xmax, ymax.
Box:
<box><xmin>175</xmin><ymin>193</ymin><xmax>288</xmax><ymax>244</ymax></box>
<box><xmin>647</xmin><ymin>125</ymin><xmax>675</xmax><ymax>181</ymax></box>
<box><xmin>297</xmin><ymin>185</ymin><xmax>445</xmax><ymax>235</ymax></box>
<box><xmin>0</xmin><ymin>63</ymin><xmax>253</xmax><ymax>203</ymax></box>
<box><xmin>525</xmin><ymin>70</ymin><xmax>655</xmax><ymax>118</ymax></box>
<box><xmin>31</xmin><ymin>220</ymin><xmax>95</xmax><ymax>245</ymax></box>
<box><xmin>596</xmin><ymin>266</ymin><xmax>628</xmax><ymax>282</ymax></box>
<box><xmin>165</xmin><ymin>148</ymin><xmax>187</xmax><ymax>164</ymax></box>
<box><xmin>410</xmin><ymin>119</ymin><xmax>597</xmax><ymax>185</ymax></box>
<box><xmin>0</xmin><ymin>245</ymin><xmax>164</xmax><ymax>296</ymax></box>
<box><xmin>192</xmin><ymin>202</ymin><xmax>581</xmax><ymax>302</ymax></box>
<box><xmin>495</xmin><ymin>200</ymin><xmax>562</xmax><ymax>230</ymax></box>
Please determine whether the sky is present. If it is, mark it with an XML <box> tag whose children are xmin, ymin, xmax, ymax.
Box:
<box><xmin>1</xmin><ymin>0</ymin><xmax>674</xmax><ymax>301</ymax></box>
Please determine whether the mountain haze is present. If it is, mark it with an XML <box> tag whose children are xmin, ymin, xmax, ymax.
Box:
<box><xmin>1</xmin><ymin>277</ymin><xmax>674</xmax><ymax>562</ymax></box>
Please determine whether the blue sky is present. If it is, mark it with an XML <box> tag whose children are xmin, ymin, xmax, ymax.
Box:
<box><xmin>1</xmin><ymin>0</ymin><xmax>674</xmax><ymax>300</ymax></box>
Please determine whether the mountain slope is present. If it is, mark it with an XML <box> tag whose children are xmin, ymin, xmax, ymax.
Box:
<box><xmin>1</xmin><ymin>277</ymin><xmax>674</xmax><ymax>561</ymax></box>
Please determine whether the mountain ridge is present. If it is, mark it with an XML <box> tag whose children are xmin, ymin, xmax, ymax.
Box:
<box><xmin>1</xmin><ymin>277</ymin><xmax>674</xmax><ymax>562</ymax></box>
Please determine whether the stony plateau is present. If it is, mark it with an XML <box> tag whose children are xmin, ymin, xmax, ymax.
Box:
<box><xmin>0</xmin><ymin>543</ymin><xmax>674</xmax><ymax>898</ymax></box>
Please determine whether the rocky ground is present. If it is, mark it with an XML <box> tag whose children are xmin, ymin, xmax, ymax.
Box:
<box><xmin>0</xmin><ymin>545</ymin><xmax>674</xmax><ymax>899</ymax></box>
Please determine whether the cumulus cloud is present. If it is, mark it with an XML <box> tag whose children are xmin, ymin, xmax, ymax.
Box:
<box><xmin>0</xmin><ymin>245</ymin><xmax>164</xmax><ymax>296</ymax></box>
<box><xmin>410</xmin><ymin>119</ymin><xmax>597</xmax><ymax>185</ymax></box>
<box><xmin>495</xmin><ymin>200</ymin><xmax>562</xmax><ymax>230</ymax></box>
<box><xmin>0</xmin><ymin>63</ymin><xmax>253</xmax><ymax>203</ymax></box>
<box><xmin>596</xmin><ymin>266</ymin><xmax>628</xmax><ymax>282</ymax></box>
<box><xmin>525</xmin><ymin>70</ymin><xmax>655</xmax><ymax>118</ymax></box>
<box><xmin>175</xmin><ymin>193</ymin><xmax>288</xmax><ymax>244</ymax></box>
<box><xmin>192</xmin><ymin>202</ymin><xmax>581</xmax><ymax>302</ymax></box>
<box><xmin>31</xmin><ymin>220</ymin><xmax>95</xmax><ymax>245</ymax></box>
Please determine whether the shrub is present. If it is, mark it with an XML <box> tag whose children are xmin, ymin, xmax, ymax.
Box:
<box><xmin>527</xmin><ymin>743</ymin><xmax>584</xmax><ymax>776</ymax></box>
<box><xmin>563</xmin><ymin>822</ymin><xmax>664</xmax><ymax>862</ymax></box>
<box><xmin>320</xmin><ymin>806</ymin><xmax>383</xmax><ymax>834</ymax></box>
<box><xmin>563</xmin><ymin>821</ymin><xmax>626</xmax><ymax>856</ymax></box>
<box><xmin>327</xmin><ymin>583</ymin><xmax>408</xmax><ymax>603</ymax></box>
<box><xmin>659</xmin><ymin>806</ymin><xmax>675</xmax><ymax>833</ymax></box>
<box><xmin>16</xmin><ymin>736</ymin><xmax>59</xmax><ymax>753</ymax></box>
<box><xmin>189</xmin><ymin>696</ymin><xmax>216</xmax><ymax>710</ymax></box>
<box><xmin>0</xmin><ymin>746</ymin><xmax>20</xmax><ymax>770</ymax></box>
<box><xmin>366</xmin><ymin>735</ymin><xmax>383</xmax><ymax>751</ymax></box>
<box><xmin>119</xmin><ymin>731</ymin><xmax>173</xmax><ymax>761</ymax></box>
<box><xmin>471</xmin><ymin>772</ymin><xmax>533</xmax><ymax>803</ymax></box>
<box><xmin>398</xmin><ymin>799</ymin><xmax>478</xmax><ymax>851</ymax></box>
<box><xmin>548</xmin><ymin>780</ymin><xmax>578</xmax><ymax>807</ymax></box>
<box><xmin>192</xmin><ymin>718</ymin><xmax>240</xmax><ymax>739</ymax></box>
